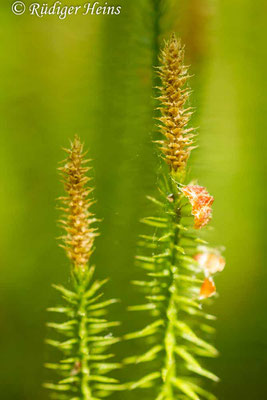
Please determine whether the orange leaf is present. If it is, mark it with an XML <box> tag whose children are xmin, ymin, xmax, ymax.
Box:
<box><xmin>194</xmin><ymin>252</ymin><xmax>225</xmax><ymax>276</ymax></box>
<box><xmin>182</xmin><ymin>185</ymin><xmax>214</xmax><ymax>229</ymax></box>
<box><xmin>199</xmin><ymin>277</ymin><xmax>216</xmax><ymax>299</ymax></box>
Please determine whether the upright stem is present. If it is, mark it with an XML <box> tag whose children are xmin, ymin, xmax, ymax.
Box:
<box><xmin>77</xmin><ymin>283</ymin><xmax>92</xmax><ymax>400</ymax></box>
<box><xmin>161</xmin><ymin>183</ymin><xmax>181</xmax><ymax>398</ymax></box>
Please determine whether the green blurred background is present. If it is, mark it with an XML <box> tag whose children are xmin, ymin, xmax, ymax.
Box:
<box><xmin>0</xmin><ymin>0</ymin><xmax>266</xmax><ymax>398</ymax></box>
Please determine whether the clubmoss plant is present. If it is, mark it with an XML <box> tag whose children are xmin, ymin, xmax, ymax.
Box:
<box><xmin>44</xmin><ymin>136</ymin><xmax>121</xmax><ymax>400</ymax></box>
<box><xmin>125</xmin><ymin>34</ymin><xmax>225</xmax><ymax>400</ymax></box>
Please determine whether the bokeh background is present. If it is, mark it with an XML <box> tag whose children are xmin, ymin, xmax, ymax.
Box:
<box><xmin>0</xmin><ymin>0</ymin><xmax>266</xmax><ymax>398</ymax></box>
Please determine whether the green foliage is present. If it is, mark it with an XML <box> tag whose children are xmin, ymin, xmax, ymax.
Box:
<box><xmin>44</xmin><ymin>268</ymin><xmax>123</xmax><ymax>400</ymax></box>
<box><xmin>126</xmin><ymin>174</ymin><xmax>219</xmax><ymax>400</ymax></box>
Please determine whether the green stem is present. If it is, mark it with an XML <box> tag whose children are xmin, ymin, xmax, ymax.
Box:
<box><xmin>161</xmin><ymin>187</ymin><xmax>181</xmax><ymax>398</ymax></box>
<box><xmin>77</xmin><ymin>284</ymin><xmax>92</xmax><ymax>400</ymax></box>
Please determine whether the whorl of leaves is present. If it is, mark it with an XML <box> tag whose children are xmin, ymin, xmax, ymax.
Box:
<box><xmin>44</xmin><ymin>269</ymin><xmax>122</xmax><ymax>400</ymax></box>
<box><xmin>125</xmin><ymin>178</ymin><xmax>219</xmax><ymax>400</ymax></box>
